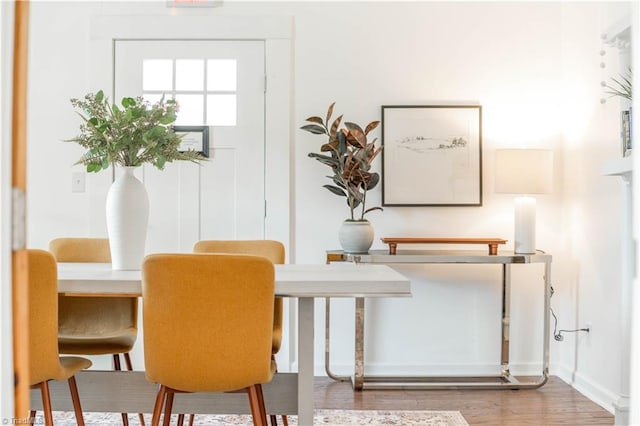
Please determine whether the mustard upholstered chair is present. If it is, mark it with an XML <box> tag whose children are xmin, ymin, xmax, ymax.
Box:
<box><xmin>142</xmin><ymin>253</ymin><xmax>276</xmax><ymax>426</ymax></box>
<box><xmin>49</xmin><ymin>237</ymin><xmax>143</xmax><ymax>426</ymax></box>
<box><xmin>193</xmin><ymin>240</ymin><xmax>285</xmax><ymax>355</ymax></box>
<box><xmin>193</xmin><ymin>240</ymin><xmax>287</xmax><ymax>426</ymax></box>
<box><xmin>27</xmin><ymin>249</ymin><xmax>92</xmax><ymax>426</ymax></box>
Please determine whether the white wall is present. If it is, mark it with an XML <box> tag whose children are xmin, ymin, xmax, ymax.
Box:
<box><xmin>23</xmin><ymin>0</ymin><xmax>631</xmax><ymax>414</ymax></box>
<box><xmin>558</xmin><ymin>1</ymin><xmax>633</xmax><ymax>412</ymax></box>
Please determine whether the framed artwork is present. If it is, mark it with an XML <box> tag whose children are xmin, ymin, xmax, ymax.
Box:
<box><xmin>381</xmin><ymin>105</ymin><xmax>482</xmax><ymax>206</ymax></box>
<box><xmin>173</xmin><ymin>125</ymin><xmax>210</xmax><ymax>158</ymax></box>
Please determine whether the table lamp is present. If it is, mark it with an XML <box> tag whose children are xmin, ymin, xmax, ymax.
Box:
<box><xmin>494</xmin><ymin>149</ymin><xmax>553</xmax><ymax>254</ymax></box>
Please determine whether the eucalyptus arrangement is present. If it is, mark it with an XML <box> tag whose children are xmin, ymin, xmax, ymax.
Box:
<box><xmin>301</xmin><ymin>102</ymin><xmax>383</xmax><ymax>221</ymax></box>
<box><xmin>68</xmin><ymin>90</ymin><xmax>202</xmax><ymax>172</ymax></box>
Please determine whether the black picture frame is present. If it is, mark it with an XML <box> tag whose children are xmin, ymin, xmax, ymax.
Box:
<box><xmin>173</xmin><ymin>125</ymin><xmax>210</xmax><ymax>158</ymax></box>
<box><xmin>381</xmin><ymin>105</ymin><xmax>483</xmax><ymax>207</ymax></box>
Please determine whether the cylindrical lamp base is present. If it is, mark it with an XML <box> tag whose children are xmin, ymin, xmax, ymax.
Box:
<box><xmin>514</xmin><ymin>196</ymin><xmax>536</xmax><ymax>254</ymax></box>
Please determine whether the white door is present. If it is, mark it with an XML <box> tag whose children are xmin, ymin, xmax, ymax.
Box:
<box><xmin>114</xmin><ymin>40</ymin><xmax>265</xmax><ymax>253</ymax></box>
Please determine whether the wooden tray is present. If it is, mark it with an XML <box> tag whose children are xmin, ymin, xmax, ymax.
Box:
<box><xmin>380</xmin><ymin>237</ymin><xmax>507</xmax><ymax>255</ymax></box>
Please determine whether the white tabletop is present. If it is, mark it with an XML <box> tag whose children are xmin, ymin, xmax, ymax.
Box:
<box><xmin>57</xmin><ymin>262</ymin><xmax>412</xmax><ymax>298</ymax></box>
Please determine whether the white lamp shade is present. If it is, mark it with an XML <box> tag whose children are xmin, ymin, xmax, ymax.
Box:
<box><xmin>494</xmin><ymin>149</ymin><xmax>553</xmax><ymax>194</ymax></box>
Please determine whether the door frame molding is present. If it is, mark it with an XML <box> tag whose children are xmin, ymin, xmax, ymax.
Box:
<box><xmin>88</xmin><ymin>14</ymin><xmax>294</xmax><ymax>367</ymax></box>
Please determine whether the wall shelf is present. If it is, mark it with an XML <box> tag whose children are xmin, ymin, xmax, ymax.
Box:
<box><xmin>602</xmin><ymin>18</ymin><xmax>631</xmax><ymax>50</ymax></box>
<box><xmin>601</xmin><ymin>155</ymin><xmax>633</xmax><ymax>179</ymax></box>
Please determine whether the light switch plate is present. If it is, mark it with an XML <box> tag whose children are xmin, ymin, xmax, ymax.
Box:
<box><xmin>72</xmin><ymin>172</ymin><xmax>85</xmax><ymax>193</ymax></box>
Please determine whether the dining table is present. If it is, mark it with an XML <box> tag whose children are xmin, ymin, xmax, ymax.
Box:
<box><xmin>42</xmin><ymin>261</ymin><xmax>412</xmax><ymax>425</ymax></box>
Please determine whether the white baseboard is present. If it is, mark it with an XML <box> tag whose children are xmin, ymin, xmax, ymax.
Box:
<box><xmin>550</xmin><ymin>362</ymin><xmax>616</xmax><ymax>415</ymax></box>
<box><xmin>573</xmin><ymin>372</ymin><xmax>618</xmax><ymax>414</ymax></box>
<box><xmin>550</xmin><ymin>362</ymin><xmax>574</xmax><ymax>384</ymax></box>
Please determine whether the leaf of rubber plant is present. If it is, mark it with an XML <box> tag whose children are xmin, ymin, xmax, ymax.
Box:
<box><xmin>364</xmin><ymin>206</ymin><xmax>383</xmax><ymax>215</ymax></box>
<box><xmin>323</xmin><ymin>184</ymin><xmax>347</xmax><ymax>197</ymax></box>
<box><xmin>300</xmin><ymin>124</ymin><xmax>327</xmax><ymax>135</ymax></box>
<box><xmin>345</xmin><ymin>128</ymin><xmax>366</xmax><ymax>148</ymax></box>
<box><xmin>330</xmin><ymin>115</ymin><xmax>343</xmax><ymax>137</ymax></box>
<box><xmin>337</xmin><ymin>131</ymin><xmax>348</xmax><ymax>155</ymax></box>
<box><xmin>321</xmin><ymin>141</ymin><xmax>339</xmax><ymax>152</ymax></box>
<box><xmin>364</xmin><ymin>121</ymin><xmax>380</xmax><ymax>135</ymax></box>
<box><xmin>326</xmin><ymin>102</ymin><xmax>336</xmax><ymax>125</ymax></box>
<box><xmin>305</xmin><ymin>116</ymin><xmax>324</xmax><ymax>125</ymax></box>
<box><xmin>344</xmin><ymin>122</ymin><xmax>364</xmax><ymax>133</ymax></box>
<box><xmin>367</xmin><ymin>173</ymin><xmax>380</xmax><ymax>190</ymax></box>
<box><xmin>309</xmin><ymin>152</ymin><xmax>339</xmax><ymax>168</ymax></box>
<box><xmin>332</xmin><ymin>176</ymin><xmax>346</xmax><ymax>189</ymax></box>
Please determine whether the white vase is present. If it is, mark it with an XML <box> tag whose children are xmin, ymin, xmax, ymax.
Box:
<box><xmin>106</xmin><ymin>167</ymin><xmax>149</xmax><ymax>270</ymax></box>
<box><xmin>338</xmin><ymin>220</ymin><xmax>374</xmax><ymax>254</ymax></box>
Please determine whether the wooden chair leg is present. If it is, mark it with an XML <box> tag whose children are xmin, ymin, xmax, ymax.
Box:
<box><xmin>281</xmin><ymin>414</ymin><xmax>288</xmax><ymax>426</ymax></box>
<box><xmin>269</xmin><ymin>414</ymin><xmax>278</xmax><ymax>425</ymax></box>
<box><xmin>38</xmin><ymin>382</ymin><xmax>54</xmax><ymax>426</ymax></box>
<box><xmin>123</xmin><ymin>352</ymin><xmax>147</xmax><ymax>426</ymax></box>
<box><xmin>247</xmin><ymin>385</ymin><xmax>267</xmax><ymax>426</ymax></box>
<box><xmin>113</xmin><ymin>353</ymin><xmax>122</xmax><ymax>370</ymax></box>
<box><xmin>188</xmin><ymin>414</ymin><xmax>195</xmax><ymax>426</ymax></box>
<box><xmin>177</xmin><ymin>414</ymin><xmax>185</xmax><ymax>426</ymax></box>
<box><xmin>163</xmin><ymin>390</ymin><xmax>175</xmax><ymax>426</ymax></box>
<box><xmin>68</xmin><ymin>376</ymin><xmax>86</xmax><ymax>426</ymax></box>
<box><xmin>29</xmin><ymin>410</ymin><xmax>36</xmax><ymax>424</ymax></box>
<box><xmin>151</xmin><ymin>385</ymin><xmax>167</xmax><ymax>426</ymax></box>
<box><xmin>112</xmin><ymin>354</ymin><xmax>131</xmax><ymax>426</ymax></box>
<box><xmin>256</xmin><ymin>384</ymin><xmax>268</xmax><ymax>426</ymax></box>
<box><xmin>123</xmin><ymin>352</ymin><xmax>133</xmax><ymax>370</ymax></box>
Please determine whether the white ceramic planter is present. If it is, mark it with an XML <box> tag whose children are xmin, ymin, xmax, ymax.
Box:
<box><xmin>338</xmin><ymin>220</ymin><xmax>374</xmax><ymax>254</ymax></box>
<box><xmin>106</xmin><ymin>167</ymin><xmax>149</xmax><ymax>270</ymax></box>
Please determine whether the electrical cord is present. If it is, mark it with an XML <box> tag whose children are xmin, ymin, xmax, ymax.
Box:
<box><xmin>550</xmin><ymin>285</ymin><xmax>590</xmax><ymax>341</ymax></box>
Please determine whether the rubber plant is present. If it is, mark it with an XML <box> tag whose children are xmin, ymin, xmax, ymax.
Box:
<box><xmin>301</xmin><ymin>102</ymin><xmax>383</xmax><ymax>221</ymax></box>
<box><xmin>68</xmin><ymin>90</ymin><xmax>203</xmax><ymax>172</ymax></box>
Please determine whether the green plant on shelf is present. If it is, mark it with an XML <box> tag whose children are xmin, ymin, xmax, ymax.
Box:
<box><xmin>604</xmin><ymin>67</ymin><xmax>632</xmax><ymax>101</ymax></box>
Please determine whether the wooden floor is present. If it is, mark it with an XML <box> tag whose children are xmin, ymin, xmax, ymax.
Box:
<box><xmin>313</xmin><ymin>376</ymin><xmax>614</xmax><ymax>425</ymax></box>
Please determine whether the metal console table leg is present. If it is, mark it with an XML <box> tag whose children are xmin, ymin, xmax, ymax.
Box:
<box><xmin>324</xmin><ymin>297</ymin><xmax>350</xmax><ymax>382</ymax></box>
<box><xmin>324</xmin><ymin>258</ymin><xmax>551</xmax><ymax>391</ymax></box>
<box><xmin>324</xmin><ymin>297</ymin><xmax>366</xmax><ymax>389</ymax></box>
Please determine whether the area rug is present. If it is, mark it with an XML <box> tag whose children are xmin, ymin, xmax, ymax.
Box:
<box><xmin>48</xmin><ymin>409</ymin><xmax>469</xmax><ymax>425</ymax></box>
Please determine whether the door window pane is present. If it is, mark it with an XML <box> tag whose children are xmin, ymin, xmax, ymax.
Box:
<box><xmin>176</xmin><ymin>59</ymin><xmax>204</xmax><ymax>91</ymax></box>
<box><xmin>207</xmin><ymin>59</ymin><xmax>237</xmax><ymax>91</ymax></box>
<box><xmin>175</xmin><ymin>94</ymin><xmax>204</xmax><ymax>125</ymax></box>
<box><xmin>207</xmin><ymin>94</ymin><xmax>236</xmax><ymax>126</ymax></box>
<box><xmin>143</xmin><ymin>93</ymin><xmax>164</xmax><ymax>105</ymax></box>
<box><xmin>143</xmin><ymin>59</ymin><xmax>173</xmax><ymax>91</ymax></box>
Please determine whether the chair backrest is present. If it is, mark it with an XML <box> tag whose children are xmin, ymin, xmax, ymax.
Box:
<box><xmin>142</xmin><ymin>253</ymin><xmax>275</xmax><ymax>392</ymax></box>
<box><xmin>193</xmin><ymin>240</ymin><xmax>285</xmax><ymax>264</ymax></box>
<box><xmin>27</xmin><ymin>249</ymin><xmax>65</xmax><ymax>384</ymax></box>
<box><xmin>49</xmin><ymin>238</ymin><xmax>111</xmax><ymax>262</ymax></box>
<box><xmin>49</xmin><ymin>238</ymin><xmax>137</xmax><ymax>339</ymax></box>
<box><xmin>193</xmin><ymin>240</ymin><xmax>285</xmax><ymax>354</ymax></box>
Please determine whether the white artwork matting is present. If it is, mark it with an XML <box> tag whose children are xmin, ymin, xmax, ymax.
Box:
<box><xmin>381</xmin><ymin>105</ymin><xmax>482</xmax><ymax>206</ymax></box>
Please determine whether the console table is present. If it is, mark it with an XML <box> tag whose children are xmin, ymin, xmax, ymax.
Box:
<box><xmin>325</xmin><ymin>249</ymin><xmax>552</xmax><ymax>391</ymax></box>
